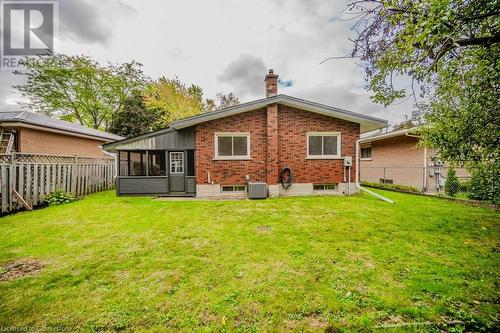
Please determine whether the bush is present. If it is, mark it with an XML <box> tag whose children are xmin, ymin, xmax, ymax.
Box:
<box><xmin>468</xmin><ymin>163</ymin><xmax>499</xmax><ymax>203</ymax></box>
<box><xmin>361</xmin><ymin>181</ymin><xmax>420</xmax><ymax>193</ymax></box>
<box><xmin>445</xmin><ymin>166</ymin><xmax>460</xmax><ymax>197</ymax></box>
<box><xmin>44</xmin><ymin>190</ymin><xmax>76</xmax><ymax>206</ymax></box>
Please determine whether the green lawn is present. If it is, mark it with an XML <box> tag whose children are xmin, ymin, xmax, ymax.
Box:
<box><xmin>0</xmin><ymin>190</ymin><xmax>498</xmax><ymax>332</ymax></box>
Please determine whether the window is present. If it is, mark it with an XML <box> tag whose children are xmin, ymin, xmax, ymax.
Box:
<box><xmin>307</xmin><ymin>132</ymin><xmax>341</xmax><ymax>158</ymax></box>
<box><xmin>170</xmin><ymin>152</ymin><xmax>184</xmax><ymax>174</ymax></box>
<box><xmin>118</xmin><ymin>151</ymin><xmax>129</xmax><ymax>176</ymax></box>
<box><xmin>313</xmin><ymin>184</ymin><xmax>338</xmax><ymax>191</ymax></box>
<box><xmin>221</xmin><ymin>185</ymin><xmax>246</xmax><ymax>192</ymax></box>
<box><xmin>129</xmin><ymin>151</ymin><xmax>146</xmax><ymax>176</ymax></box>
<box><xmin>148</xmin><ymin>151</ymin><xmax>166</xmax><ymax>176</ymax></box>
<box><xmin>186</xmin><ymin>150</ymin><xmax>195</xmax><ymax>176</ymax></box>
<box><xmin>361</xmin><ymin>146</ymin><xmax>372</xmax><ymax>159</ymax></box>
<box><xmin>215</xmin><ymin>133</ymin><xmax>250</xmax><ymax>159</ymax></box>
<box><xmin>380</xmin><ymin>179</ymin><xmax>393</xmax><ymax>184</ymax></box>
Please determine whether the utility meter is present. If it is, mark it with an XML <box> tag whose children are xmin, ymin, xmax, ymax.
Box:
<box><xmin>343</xmin><ymin>156</ymin><xmax>352</xmax><ymax>167</ymax></box>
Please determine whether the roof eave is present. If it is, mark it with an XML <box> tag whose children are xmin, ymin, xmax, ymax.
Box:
<box><xmin>171</xmin><ymin>94</ymin><xmax>387</xmax><ymax>133</ymax></box>
<box><xmin>359</xmin><ymin>127</ymin><xmax>420</xmax><ymax>143</ymax></box>
<box><xmin>1</xmin><ymin>121</ymin><xmax>122</xmax><ymax>142</ymax></box>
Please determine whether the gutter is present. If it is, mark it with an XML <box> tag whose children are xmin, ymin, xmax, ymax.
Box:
<box><xmin>355</xmin><ymin>138</ymin><xmax>395</xmax><ymax>204</ymax></box>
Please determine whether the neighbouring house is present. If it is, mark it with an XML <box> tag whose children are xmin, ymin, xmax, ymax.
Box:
<box><xmin>0</xmin><ymin>109</ymin><xmax>123</xmax><ymax>157</ymax></box>
<box><xmin>103</xmin><ymin>70</ymin><xmax>387</xmax><ymax>198</ymax></box>
<box><xmin>359</xmin><ymin>128</ymin><xmax>469</xmax><ymax>193</ymax></box>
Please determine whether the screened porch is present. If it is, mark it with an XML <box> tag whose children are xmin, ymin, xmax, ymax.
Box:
<box><xmin>116</xmin><ymin>149</ymin><xmax>196</xmax><ymax>196</ymax></box>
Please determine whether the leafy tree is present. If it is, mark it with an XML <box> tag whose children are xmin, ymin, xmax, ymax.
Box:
<box><xmin>468</xmin><ymin>162</ymin><xmax>500</xmax><ymax>203</ymax></box>
<box><xmin>204</xmin><ymin>92</ymin><xmax>240</xmax><ymax>112</ymax></box>
<box><xmin>14</xmin><ymin>54</ymin><xmax>146</xmax><ymax>130</ymax></box>
<box><xmin>392</xmin><ymin>119</ymin><xmax>415</xmax><ymax>131</ymax></box>
<box><xmin>346</xmin><ymin>0</ymin><xmax>499</xmax><ymax>167</ymax></box>
<box><xmin>444</xmin><ymin>165</ymin><xmax>460</xmax><ymax>197</ymax></box>
<box><xmin>143</xmin><ymin>77</ymin><xmax>206</xmax><ymax>128</ymax></box>
<box><xmin>109</xmin><ymin>93</ymin><xmax>158</xmax><ymax>138</ymax></box>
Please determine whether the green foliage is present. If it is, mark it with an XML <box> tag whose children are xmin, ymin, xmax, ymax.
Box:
<box><xmin>15</xmin><ymin>54</ymin><xmax>146</xmax><ymax>130</ymax></box>
<box><xmin>348</xmin><ymin>0</ymin><xmax>499</xmax><ymax>174</ymax></box>
<box><xmin>361</xmin><ymin>181</ymin><xmax>420</xmax><ymax>193</ymax></box>
<box><xmin>205</xmin><ymin>92</ymin><xmax>240</xmax><ymax>112</ymax></box>
<box><xmin>43</xmin><ymin>190</ymin><xmax>76</xmax><ymax>206</ymax></box>
<box><xmin>143</xmin><ymin>77</ymin><xmax>206</xmax><ymax>128</ymax></box>
<box><xmin>468</xmin><ymin>162</ymin><xmax>499</xmax><ymax>203</ymax></box>
<box><xmin>109</xmin><ymin>93</ymin><xmax>158</xmax><ymax>138</ymax></box>
<box><xmin>445</xmin><ymin>166</ymin><xmax>460</xmax><ymax>197</ymax></box>
<box><xmin>143</xmin><ymin>78</ymin><xmax>241</xmax><ymax>128</ymax></box>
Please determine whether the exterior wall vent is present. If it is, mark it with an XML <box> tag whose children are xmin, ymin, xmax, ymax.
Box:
<box><xmin>247</xmin><ymin>182</ymin><xmax>268</xmax><ymax>199</ymax></box>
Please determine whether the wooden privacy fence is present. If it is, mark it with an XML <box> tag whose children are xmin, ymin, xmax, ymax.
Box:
<box><xmin>0</xmin><ymin>153</ymin><xmax>115</xmax><ymax>213</ymax></box>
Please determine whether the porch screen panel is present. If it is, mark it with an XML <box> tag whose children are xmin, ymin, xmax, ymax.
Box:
<box><xmin>186</xmin><ymin>150</ymin><xmax>195</xmax><ymax>176</ymax></box>
<box><xmin>149</xmin><ymin>151</ymin><xmax>166</xmax><ymax>176</ymax></box>
<box><xmin>129</xmin><ymin>151</ymin><xmax>146</xmax><ymax>176</ymax></box>
<box><xmin>119</xmin><ymin>151</ymin><xmax>129</xmax><ymax>176</ymax></box>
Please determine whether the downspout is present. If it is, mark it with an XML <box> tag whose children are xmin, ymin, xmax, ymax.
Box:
<box><xmin>355</xmin><ymin>138</ymin><xmax>395</xmax><ymax>204</ymax></box>
<box><xmin>99</xmin><ymin>145</ymin><xmax>118</xmax><ymax>177</ymax></box>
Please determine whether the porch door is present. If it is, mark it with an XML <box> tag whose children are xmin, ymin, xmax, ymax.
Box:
<box><xmin>169</xmin><ymin>151</ymin><xmax>185</xmax><ymax>192</ymax></box>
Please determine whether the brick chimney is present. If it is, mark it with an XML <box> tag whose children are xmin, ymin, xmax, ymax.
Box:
<box><xmin>265</xmin><ymin>69</ymin><xmax>278</xmax><ymax>97</ymax></box>
<box><xmin>265</xmin><ymin>69</ymin><xmax>279</xmax><ymax>196</ymax></box>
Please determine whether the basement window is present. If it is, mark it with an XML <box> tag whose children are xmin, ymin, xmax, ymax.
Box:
<box><xmin>380</xmin><ymin>179</ymin><xmax>393</xmax><ymax>184</ymax></box>
<box><xmin>307</xmin><ymin>132</ymin><xmax>341</xmax><ymax>159</ymax></box>
<box><xmin>313</xmin><ymin>184</ymin><xmax>338</xmax><ymax>191</ymax></box>
<box><xmin>221</xmin><ymin>185</ymin><xmax>246</xmax><ymax>192</ymax></box>
<box><xmin>215</xmin><ymin>132</ymin><xmax>250</xmax><ymax>160</ymax></box>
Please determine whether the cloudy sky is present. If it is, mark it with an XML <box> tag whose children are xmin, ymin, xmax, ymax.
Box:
<box><xmin>0</xmin><ymin>0</ymin><xmax>415</xmax><ymax>127</ymax></box>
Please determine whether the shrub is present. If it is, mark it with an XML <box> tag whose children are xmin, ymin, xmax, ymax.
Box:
<box><xmin>444</xmin><ymin>166</ymin><xmax>460</xmax><ymax>197</ymax></box>
<box><xmin>361</xmin><ymin>181</ymin><xmax>420</xmax><ymax>193</ymax></box>
<box><xmin>468</xmin><ymin>163</ymin><xmax>499</xmax><ymax>203</ymax></box>
<box><xmin>44</xmin><ymin>190</ymin><xmax>76</xmax><ymax>206</ymax></box>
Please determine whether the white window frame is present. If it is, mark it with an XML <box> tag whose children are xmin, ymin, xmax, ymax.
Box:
<box><xmin>169</xmin><ymin>151</ymin><xmax>184</xmax><ymax>174</ymax></box>
<box><xmin>306</xmin><ymin>132</ymin><xmax>341</xmax><ymax>159</ymax></box>
<box><xmin>360</xmin><ymin>144</ymin><xmax>372</xmax><ymax>161</ymax></box>
<box><xmin>221</xmin><ymin>185</ymin><xmax>247</xmax><ymax>192</ymax></box>
<box><xmin>214</xmin><ymin>132</ymin><xmax>251</xmax><ymax>160</ymax></box>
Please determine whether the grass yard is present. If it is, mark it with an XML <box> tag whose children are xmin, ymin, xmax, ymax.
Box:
<box><xmin>0</xmin><ymin>190</ymin><xmax>498</xmax><ymax>332</ymax></box>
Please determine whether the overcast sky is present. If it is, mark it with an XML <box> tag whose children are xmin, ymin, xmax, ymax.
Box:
<box><xmin>0</xmin><ymin>0</ymin><xmax>415</xmax><ymax>127</ymax></box>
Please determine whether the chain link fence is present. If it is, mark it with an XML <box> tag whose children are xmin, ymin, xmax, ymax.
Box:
<box><xmin>360</xmin><ymin>165</ymin><xmax>470</xmax><ymax>194</ymax></box>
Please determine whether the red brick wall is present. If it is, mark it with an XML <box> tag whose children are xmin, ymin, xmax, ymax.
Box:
<box><xmin>266</xmin><ymin>104</ymin><xmax>279</xmax><ymax>184</ymax></box>
<box><xmin>278</xmin><ymin>105</ymin><xmax>359</xmax><ymax>183</ymax></box>
<box><xmin>195</xmin><ymin>105</ymin><xmax>360</xmax><ymax>185</ymax></box>
<box><xmin>18</xmin><ymin>127</ymin><xmax>109</xmax><ymax>157</ymax></box>
<box><xmin>195</xmin><ymin>108</ymin><xmax>268</xmax><ymax>185</ymax></box>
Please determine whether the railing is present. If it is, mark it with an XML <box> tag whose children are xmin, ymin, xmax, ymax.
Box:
<box><xmin>0</xmin><ymin>153</ymin><xmax>115</xmax><ymax>214</ymax></box>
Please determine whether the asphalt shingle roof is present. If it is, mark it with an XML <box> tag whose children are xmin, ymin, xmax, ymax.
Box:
<box><xmin>0</xmin><ymin>110</ymin><xmax>123</xmax><ymax>141</ymax></box>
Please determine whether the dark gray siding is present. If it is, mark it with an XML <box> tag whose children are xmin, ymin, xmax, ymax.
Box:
<box><xmin>154</xmin><ymin>128</ymin><xmax>195</xmax><ymax>149</ymax></box>
<box><xmin>114</xmin><ymin>128</ymin><xmax>195</xmax><ymax>150</ymax></box>
<box><xmin>186</xmin><ymin>177</ymin><xmax>196</xmax><ymax>193</ymax></box>
<box><xmin>117</xmin><ymin>177</ymin><xmax>169</xmax><ymax>195</ymax></box>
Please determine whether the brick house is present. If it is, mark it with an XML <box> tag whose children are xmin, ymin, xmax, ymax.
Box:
<box><xmin>0</xmin><ymin>109</ymin><xmax>123</xmax><ymax>157</ymax></box>
<box><xmin>103</xmin><ymin>70</ymin><xmax>387</xmax><ymax>198</ymax></box>
<box><xmin>359</xmin><ymin>128</ymin><xmax>468</xmax><ymax>192</ymax></box>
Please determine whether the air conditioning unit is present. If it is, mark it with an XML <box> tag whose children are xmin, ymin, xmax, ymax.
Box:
<box><xmin>247</xmin><ymin>182</ymin><xmax>268</xmax><ymax>199</ymax></box>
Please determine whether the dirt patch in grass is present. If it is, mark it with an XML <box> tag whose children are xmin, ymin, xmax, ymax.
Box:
<box><xmin>0</xmin><ymin>259</ymin><xmax>45</xmax><ymax>281</ymax></box>
<box><xmin>257</xmin><ymin>225</ymin><xmax>272</xmax><ymax>233</ymax></box>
